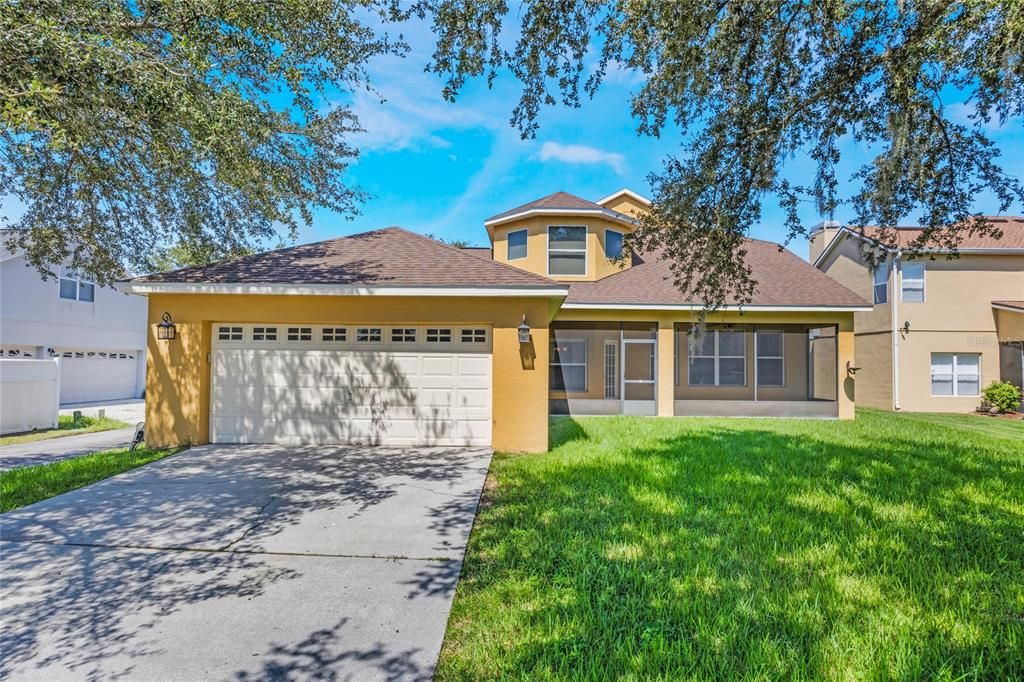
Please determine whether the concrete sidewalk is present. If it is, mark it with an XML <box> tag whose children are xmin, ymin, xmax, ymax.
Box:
<box><xmin>0</xmin><ymin>428</ymin><xmax>136</xmax><ymax>471</ymax></box>
<box><xmin>59</xmin><ymin>399</ymin><xmax>144</xmax><ymax>424</ymax></box>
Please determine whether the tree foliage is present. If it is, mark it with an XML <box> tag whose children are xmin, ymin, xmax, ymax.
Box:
<box><xmin>1</xmin><ymin>0</ymin><xmax>402</xmax><ymax>283</ymax></box>
<box><xmin>416</xmin><ymin>0</ymin><xmax>1024</xmax><ymax>306</ymax></box>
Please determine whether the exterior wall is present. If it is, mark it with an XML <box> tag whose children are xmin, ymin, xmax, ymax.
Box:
<box><xmin>145</xmin><ymin>294</ymin><xmax>554</xmax><ymax>453</ymax></box>
<box><xmin>553</xmin><ymin>308</ymin><xmax>856</xmax><ymax>419</ymax></box>
<box><xmin>852</xmin><ymin>332</ymin><xmax>893</xmax><ymax>409</ymax></box>
<box><xmin>896</xmin><ymin>330</ymin><xmax>1002</xmax><ymax>412</ymax></box>
<box><xmin>599</xmin><ymin>195</ymin><xmax>650</xmax><ymax>218</ymax></box>
<box><xmin>491</xmin><ymin>216</ymin><xmax>636</xmax><ymax>282</ymax></box>
<box><xmin>0</xmin><ymin>252</ymin><xmax>148</xmax><ymax>397</ymax></box>
<box><xmin>997</xmin><ymin>309</ymin><xmax>1024</xmax><ymax>341</ymax></box>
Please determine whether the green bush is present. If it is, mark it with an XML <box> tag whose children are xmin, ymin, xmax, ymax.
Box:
<box><xmin>982</xmin><ymin>380</ymin><xmax>1022</xmax><ymax>413</ymax></box>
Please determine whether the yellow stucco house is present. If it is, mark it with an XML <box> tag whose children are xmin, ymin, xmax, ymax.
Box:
<box><xmin>811</xmin><ymin>217</ymin><xmax>1024</xmax><ymax>412</ymax></box>
<box><xmin>119</xmin><ymin>189</ymin><xmax>870</xmax><ymax>453</ymax></box>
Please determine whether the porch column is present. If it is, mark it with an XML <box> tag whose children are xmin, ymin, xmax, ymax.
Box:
<box><xmin>657</xmin><ymin>319</ymin><xmax>675</xmax><ymax>416</ymax></box>
<box><xmin>838</xmin><ymin>319</ymin><xmax>855</xmax><ymax>419</ymax></box>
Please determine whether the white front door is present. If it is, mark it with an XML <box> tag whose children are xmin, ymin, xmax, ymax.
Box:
<box><xmin>210</xmin><ymin>324</ymin><xmax>492</xmax><ymax>446</ymax></box>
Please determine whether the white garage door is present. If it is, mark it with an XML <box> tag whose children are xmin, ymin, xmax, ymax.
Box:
<box><xmin>58</xmin><ymin>350</ymin><xmax>140</xmax><ymax>404</ymax></box>
<box><xmin>210</xmin><ymin>324</ymin><xmax>492</xmax><ymax>446</ymax></box>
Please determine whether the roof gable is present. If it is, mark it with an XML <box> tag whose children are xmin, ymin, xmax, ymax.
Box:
<box><xmin>485</xmin><ymin>191</ymin><xmax>637</xmax><ymax>229</ymax></box>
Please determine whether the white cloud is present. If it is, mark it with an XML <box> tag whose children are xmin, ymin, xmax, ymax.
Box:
<box><xmin>538</xmin><ymin>141</ymin><xmax>626</xmax><ymax>175</ymax></box>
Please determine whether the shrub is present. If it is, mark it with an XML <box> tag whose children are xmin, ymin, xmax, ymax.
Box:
<box><xmin>982</xmin><ymin>381</ymin><xmax>1022</xmax><ymax>413</ymax></box>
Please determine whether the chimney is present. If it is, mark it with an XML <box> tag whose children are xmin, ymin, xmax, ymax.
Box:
<box><xmin>808</xmin><ymin>220</ymin><xmax>842</xmax><ymax>264</ymax></box>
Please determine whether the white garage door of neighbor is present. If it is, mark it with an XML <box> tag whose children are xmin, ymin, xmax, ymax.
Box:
<box><xmin>58</xmin><ymin>350</ymin><xmax>140</xmax><ymax>404</ymax></box>
<box><xmin>210</xmin><ymin>324</ymin><xmax>493</xmax><ymax>446</ymax></box>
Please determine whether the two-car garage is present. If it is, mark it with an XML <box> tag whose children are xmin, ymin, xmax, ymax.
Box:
<box><xmin>209</xmin><ymin>323</ymin><xmax>493</xmax><ymax>447</ymax></box>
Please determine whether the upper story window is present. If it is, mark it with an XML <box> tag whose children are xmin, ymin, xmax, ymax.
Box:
<box><xmin>605</xmin><ymin>230</ymin><xmax>625</xmax><ymax>260</ymax></box>
<box><xmin>59</xmin><ymin>266</ymin><xmax>95</xmax><ymax>302</ymax></box>
<box><xmin>548</xmin><ymin>226</ymin><xmax>587</xmax><ymax>276</ymax></box>
<box><xmin>507</xmin><ymin>229</ymin><xmax>528</xmax><ymax>260</ymax></box>
<box><xmin>901</xmin><ymin>261</ymin><xmax>925</xmax><ymax>302</ymax></box>
<box><xmin>872</xmin><ymin>260</ymin><xmax>889</xmax><ymax>305</ymax></box>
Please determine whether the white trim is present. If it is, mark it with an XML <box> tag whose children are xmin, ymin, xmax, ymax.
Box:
<box><xmin>930</xmin><ymin>352</ymin><xmax>981</xmax><ymax>397</ymax></box>
<box><xmin>595</xmin><ymin>188</ymin><xmax>651</xmax><ymax>207</ymax></box>
<box><xmin>117</xmin><ymin>282</ymin><xmax>569</xmax><ymax>297</ymax></box>
<box><xmin>560</xmin><ymin>302</ymin><xmax>872</xmax><ymax>312</ymax></box>
<box><xmin>992</xmin><ymin>303</ymin><xmax>1024</xmax><ymax>313</ymax></box>
<box><xmin>900</xmin><ymin>260</ymin><xmax>926</xmax><ymax>303</ymax></box>
<box><xmin>755</xmin><ymin>329</ymin><xmax>785</xmax><ymax>388</ymax></box>
<box><xmin>546</xmin><ymin>225</ymin><xmax>589</xmax><ymax>278</ymax></box>
<box><xmin>551</xmin><ymin>336</ymin><xmax>588</xmax><ymax>392</ymax></box>
<box><xmin>485</xmin><ymin>208</ymin><xmax>637</xmax><ymax>229</ymax></box>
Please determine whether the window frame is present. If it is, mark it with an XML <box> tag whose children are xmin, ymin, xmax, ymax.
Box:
<box><xmin>460</xmin><ymin>328</ymin><xmax>488</xmax><ymax>344</ymax></box>
<box><xmin>546</xmin><ymin>225</ymin><xmax>588</xmax><ymax>277</ymax></box>
<box><xmin>550</xmin><ymin>337</ymin><xmax>588</xmax><ymax>392</ymax></box>
<box><xmin>390</xmin><ymin>327</ymin><xmax>417</xmax><ymax>343</ymax></box>
<box><xmin>755</xmin><ymin>330</ymin><xmax>785</xmax><ymax>387</ymax></box>
<box><xmin>355</xmin><ymin>327</ymin><xmax>382</xmax><ymax>343</ymax></box>
<box><xmin>604</xmin><ymin>229</ymin><xmax>625</xmax><ymax>260</ymax></box>
<box><xmin>426</xmin><ymin>328</ymin><xmax>453</xmax><ymax>344</ymax></box>
<box><xmin>930</xmin><ymin>352</ymin><xmax>981</xmax><ymax>397</ymax></box>
<box><xmin>687</xmin><ymin>329</ymin><xmax>747</xmax><ymax>387</ymax></box>
<box><xmin>507</xmin><ymin>228</ymin><xmax>528</xmax><ymax>261</ymax></box>
<box><xmin>252</xmin><ymin>326</ymin><xmax>278</xmax><ymax>342</ymax></box>
<box><xmin>287</xmin><ymin>326</ymin><xmax>312</xmax><ymax>342</ymax></box>
<box><xmin>58</xmin><ymin>266</ymin><xmax>96</xmax><ymax>303</ymax></box>
<box><xmin>901</xmin><ymin>261</ymin><xmax>926</xmax><ymax>303</ymax></box>
<box><xmin>872</xmin><ymin>259</ymin><xmax>889</xmax><ymax>305</ymax></box>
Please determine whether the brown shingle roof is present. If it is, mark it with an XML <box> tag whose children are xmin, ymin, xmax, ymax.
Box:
<box><xmin>130</xmin><ymin>227</ymin><xmax>561</xmax><ymax>288</ymax></box>
<box><xmin>486</xmin><ymin>191</ymin><xmax>635</xmax><ymax>224</ymax></box>
<box><xmin>993</xmin><ymin>300</ymin><xmax>1024</xmax><ymax>312</ymax></box>
<box><xmin>854</xmin><ymin>216</ymin><xmax>1024</xmax><ymax>249</ymax></box>
<box><xmin>566</xmin><ymin>240</ymin><xmax>868</xmax><ymax>307</ymax></box>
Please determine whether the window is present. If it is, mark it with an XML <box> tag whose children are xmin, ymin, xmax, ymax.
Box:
<box><xmin>322</xmin><ymin>327</ymin><xmax>346</xmax><ymax>342</ymax></box>
<box><xmin>356</xmin><ymin>327</ymin><xmax>382</xmax><ymax>343</ymax></box>
<box><xmin>218</xmin><ymin>326</ymin><xmax>243</xmax><ymax>341</ymax></box>
<box><xmin>931</xmin><ymin>353</ymin><xmax>980</xmax><ymax>396</ymax></box>
<box><xmin>872</xmin><ymin>260</ymin><xmax>889</xmax><ymax>304</ymax></box>
<box><xmin>756</xmin><ymin>331</ymin><xmax>784</xmax><ymax>387</ymax></box>
<box><xmin>605</xmin><ymin>230</ymin><xmax>624</xmax><ymax>260</ymax></box>
<box><xmin>548</xmin><ymin>226</ymin><xmax>587</xmax><ymax>275</ymax></box>
<box><xmin>252</xmin><ymin>326</ymin><xmax>277</xmax><ymax>341</ymax></box>
<box><xmin>551</xmin><ymin>339</ymin><xmax>587</xmax><ymax>391</ymax></box>
<box><xmin>287</xmin><ymin>327</ymin><xmax>312</xmax><ymax>341</ymax></box>
<box><xmin>461</xmin><ymin>328</ymin><xmax>487</xmax><ymax>343</ymax></box>
<box><xmin>688</xmin><ymin>329</ymin><xmax>746</xmax><ymax>386</ymax></box>
<box><xmin>391</xmin><ymin>328</ymin><xmax>417</xmax><ymax>343</ymax></box>
<box><xmin>604</xmin><ymin>341</ymin><xmax>618</xmax><ymax>398</ymax></box>
<box><xmin>426</xmin><ymin>328</ymin><xmax>452</xmax><ymax>343</ymax></box>
<box><xmin>902</xmin><ymin>261</ymin><xmax>925</xmax><ymax>302</ymax></box>
<box><xmin>507</xmin><ymin>229</ymin><xmax>528</xmax><ymax>260</ymax></box>
<box><xmin>59</xmin><ymin>266</ymin><xmax>95</xmax><ymax>302</ymax></box>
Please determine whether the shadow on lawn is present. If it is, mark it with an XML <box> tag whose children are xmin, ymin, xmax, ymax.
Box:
<box><xmin>445</xmin><ymin>418</ymin><xmax>1024</xmax><ymax>679</ymax></box>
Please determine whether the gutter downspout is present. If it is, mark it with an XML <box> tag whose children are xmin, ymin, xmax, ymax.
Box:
<box><xmin>891</xmin><ymin>251</ymin><xmax>902</xmax><ymax>411</ymax></box>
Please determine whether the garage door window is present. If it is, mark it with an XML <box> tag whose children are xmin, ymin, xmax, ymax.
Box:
<box><xmin>427</xmin><ymin>328</ymin><xmax>452</xmax><ymax>343</ymax></box>
<box><xmin>356</xmin><ymin>327</ymin><xmax>382</xmax><ymax>343</ymax></box>
<box><xmin>287</xmin><ymin>327</ymin><xmax>312</xmax><ymax>341</ymax></box>
<box><xmin>461</xmin><ymin>328</ymin><xmax>487</xmax><ymax>344</ymax></box>
<box><xmin>253</xmin><ymin>327</ymin><xmax>278</xmax><ymax>341</ymax></box>
<box><xmin>218</xmin><ymin>326</ymin><xmax>243</xmax><ymax>341</ymax></box>
<box><xmin>391</xmin><ymin>328</ymin><xmax>417</xmax><ymax>343</ymax></box>
<box><xmin>322</xmin><ymin>327</ymin><xmax>346</xmax><ymax>342</ymax></box>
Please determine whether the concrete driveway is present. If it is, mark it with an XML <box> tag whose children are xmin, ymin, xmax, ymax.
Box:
<box><xmin>0</xmin><ymin>444</ymin><xmax>492</xmax><ymax>680</ymax></box>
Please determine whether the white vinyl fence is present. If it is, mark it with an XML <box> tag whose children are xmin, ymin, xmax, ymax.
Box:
<box><xmin>0</xmin><ymin>358</ymin><xmax>61</xmax><ymax>435</ymax></box>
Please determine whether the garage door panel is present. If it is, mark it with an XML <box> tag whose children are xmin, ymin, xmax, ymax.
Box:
<box><xmin>210</xmin><ymin>342</ymin><xmax>491</xmax><ymax>446</ymax></box>
<box><xmin>59</xmin><ymin>355</ymin><xmax>138</xmax><ymax>404</ymax></box>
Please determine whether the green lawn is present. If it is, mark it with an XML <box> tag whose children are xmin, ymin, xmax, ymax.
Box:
<box><xmin>0</xmin><ymin>446</ymin><xmax>180</xmax><ymax>512</ymax></box>
<box><xmin>0</xmin><ymin>414</ymin><xmax>130</xmax><ymax>446</ymax></box>
<box><xmin>438</xmin><ymin>410</ymin><xmax>1024</xmax><ymax>680</ymax></box>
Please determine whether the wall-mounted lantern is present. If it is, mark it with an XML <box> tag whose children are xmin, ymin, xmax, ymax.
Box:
<box><xmin>518</xmin><ymin>315</ymin><xmax>531</xmax><ymax>344</ymax></box>
<box><xmin>156</xmin><ymin>312</ymin><xmax>177</xmax><ymax>340</ymax></box>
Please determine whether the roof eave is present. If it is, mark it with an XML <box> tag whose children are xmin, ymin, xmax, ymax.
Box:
<box><xmin>484</xmin><ymin>208</ymin><xmax>638</xmax><ymax>233</ymax></box>
<box><xmin>116</xmin><ymin>281</ymin><xmax>569</xmax><ymax>298</ymax></box>
<box><xmin>560</xmin><ymin>302</ymin><xmax>872</xmax><ymax>312</ymax></box>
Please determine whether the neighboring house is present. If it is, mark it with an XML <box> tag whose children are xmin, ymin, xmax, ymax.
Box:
<box><xmin>118</xmin><ymin>189</ymin><xmax>869</xmax><ymax>453</ymax></box>
<box><xmin>810</xmin><ymin>218</ymin><xmax>1024</xmax><ymax>412</ymax></box>
<box><xmin>0</xmin><ymin>246</ymin><xmax>147</xmax><ymax>404</ymax></box>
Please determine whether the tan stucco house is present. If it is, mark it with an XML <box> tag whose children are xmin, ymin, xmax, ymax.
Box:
<box><xmin>119</xmin><ymin>189</ymin><xmax>870</xmax><ymax>453</ymax></box>
<box><xmin>810</xmin><ymin>217</ymin><xmax>1024</xmax><ymax>412</ymax></box>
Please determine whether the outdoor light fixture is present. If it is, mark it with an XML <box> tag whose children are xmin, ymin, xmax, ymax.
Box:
<box><xmin>156</xmin><ymin>312</ymin><xmax>177</xmax><ymax>340</ymax></box>
<box><xmin>518</xmin><ymin>315</ymin><xmax>531</xmax><ymax>343</ymax></box>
